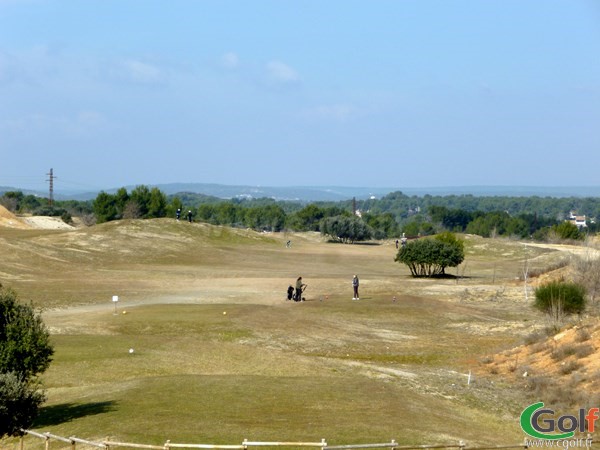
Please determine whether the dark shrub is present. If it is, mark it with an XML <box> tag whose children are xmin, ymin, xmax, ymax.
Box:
<box><xmin>534</xmin><ymin>281</ymin><xmax>586</xmax><ymax>315</ymax></box>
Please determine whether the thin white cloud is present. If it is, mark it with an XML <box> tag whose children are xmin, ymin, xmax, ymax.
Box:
<box><xmin>120</xmin><ymin>59</ymin><xmax>165</xmax><ymax>84</ymax></box>
<box><xmin>303</xmin><ymin>104</ymin><xmax>361</xmax><ymax>122</ymax></box>
<box><xmin>105</xmin><ymin>59</ymin><xmax>166</xmax><ymax>85</ymax></box>
<box><xmin>0</xmin><ymin>45</ymin><xmax>57</xmax><ymax>86</ymax></box>
<box><xmin>266</xmin><ymin>60</ymin><xmax>300</xmax><ymax>83</ymax></box>
<box><xmin>221</xmin><ymin>52</ymin><xmax>240</xmax><ymax>69</ymax></box>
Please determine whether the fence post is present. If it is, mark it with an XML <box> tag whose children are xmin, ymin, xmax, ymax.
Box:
<box><xmin>164</xmin><ymin>439</ymin><xmax>171</xmax><ymax>449</ymax></box>
<box><xmin>243</xmin><ymin>438</ymin><xmax>248</xmax><ymax>450</ymax></box>
<box><xmin>390</xmin><ymin>439</ymin><xmax>397</xmax><ymax>450</ymax></box>
<box><xmin>321</xmin><ymin>438</ymin><xmax>327</xmax><ymax>450</ymax></box>
<box><xmin>458</xmin><ymin>440</ymin><xmax>465</xmax><ymax>450</ymax></box>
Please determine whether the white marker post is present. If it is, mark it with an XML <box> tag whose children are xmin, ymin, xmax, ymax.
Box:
<box><xmin>112</xmin><ymin>295</ymin><xmax>119</xmax><ymax>315</ymax></box>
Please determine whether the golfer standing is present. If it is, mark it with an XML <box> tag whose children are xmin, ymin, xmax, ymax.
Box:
<box><xmin>295</xmin><ymin>276</ymin><xmax>305</xmax><ymax>302</ymax></box>
<box><xmin>352</xmin><ymin>275</ymin><xmax>360</xmax><ymax>300</ymax></box>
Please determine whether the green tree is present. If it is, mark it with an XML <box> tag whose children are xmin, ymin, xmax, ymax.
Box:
<box><xmin>435</xmin><ymin>231</ymin><xmax>465</xmax><ymax>252</ymax></box>
<box><xmin>551</xmin><ymin>221</ymin><xmax>583</xmax><ymax>241</ymax></box>
<box><xmin>287</xmin><ymin>204</ymin><xmax>325</xmax><ymax>231</ymax></box>
<box><xmin>18</xmin><ymin>195</ymin><xmax>43</xmax><ymax>214</ymax></box>
<box><xmin>147</xmin><ymin>187</ymin><xmax>167</xmax><ymax>218</ymax></box>
<box><xmin>504</xmin><ymin>217</ymin><xmax>530</xmax><ymax>238</ymax></box>
<box><xmin>428</xmin><ymin>206</ymin><xmax>473</xmax><ymax>232</ymax></box>
<box><xmin>363</xmin><ymin>212</ymin><xmax>399</xmax><ymax>239</ymax></box>
<box><xmin>0</xmin><ymin>372</ymin><xmax>46</xmax><ymax>437</ymax></box>
<box><xmin>402</xmin><ymin>217</ymin><xmax>435</xmax><ymax>237</ymax></box>
<box><xmin>534</xmin><ymin>281</ymin><xmax>586</xmax><ymax>319</ymax></box>
<box><xmin>395</xmin><ymin>235</ymin><xmax>464</xmax><ymax>277</ymax></box>
<box><xmin>167</xmin><ymin>196</ymin><xmax>183</xmax><ymax>219</ymax></box>
<box><xmin>197</xmin><ymin>204</ymin><xmax>217</xmax><ymax>224</ymax></box>
<box><xmin>320</xmin><ymin>216</ymin><xmax>373</xmax><ymax>243</ymax></box>
<box><xmin>0</xmin><ymin>288</ymin><xmax>53</xmax><ymax>379</ymax></box>
<box><xmin>114</xmin><ymin>187</ymin><xmax>130</xmax><ymax>218</ymax></box>
<box><xmin>92</xmin><ymin>191</ymin><xmax>118</xmax><ymax>224</ymax></box>
<box><xmin>0</xmin><ymin>287</ymin><xmax>54</xmax><ymax>437</ymax></box>
<box><xmin>130</xmin><ymin>185</ymin><xmax>152</xmax><ymax>218</ymax></box>
<box><xmin>243</xmin><ymin>207</ymin><xmax>263</xmax><ymax>230</ymax></box>
<box><xmin>465</xmin><ymin>211</ymin><xmax>509</xmax><ymax>237</ymax></box>
<box><xmin>0</xmin><ymin>191</ymin><xmax>24</xmax><ymax>212</ymax></box>
<box><xmin>216</xmin><ymin>203</ymin><xmax>242</xmax><ymax>226</ymax></box>
<box><xmin>260</xmin><ymin>205</ymin><xmax>287</xmax><ymax>231</ymax></box>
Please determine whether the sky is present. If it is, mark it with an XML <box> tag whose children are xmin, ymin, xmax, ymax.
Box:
<box><xmin>1</xmin><ymin>0</ymin><xmax>599</xmax><ymax>193</ymax></box>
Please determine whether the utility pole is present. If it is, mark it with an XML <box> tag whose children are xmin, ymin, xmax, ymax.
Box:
<box><xmin>46</xmin><ymin>168</ymin><xmax>56</xmax><ymax>206</ymax></box>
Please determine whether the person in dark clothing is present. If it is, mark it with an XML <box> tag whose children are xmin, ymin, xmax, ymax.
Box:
<box><xmin>286</xmin><ymin>285</ymin><xmax>294</xmax><ymax>301</ymax></box>
<box><xmin>187</xmin><ymin>210</ymin><xmax>193</xmax><ymax>223</ymax></box>
<box><xmin>352</xmin><ymin>275</ymin><xmax>360</xmax><ymax>300</ymax></box>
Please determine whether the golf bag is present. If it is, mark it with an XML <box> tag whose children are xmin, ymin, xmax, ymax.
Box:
<box><xmin>293</xmin><ymin>284</ymin><xmax>307</xmax><ymax>302</ymax></box>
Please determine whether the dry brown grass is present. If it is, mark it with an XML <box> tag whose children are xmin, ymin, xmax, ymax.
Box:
<box><xmin>1</xmin><ymin>220</ymin><xmax>596</xmax><ymax>447</ymax></box>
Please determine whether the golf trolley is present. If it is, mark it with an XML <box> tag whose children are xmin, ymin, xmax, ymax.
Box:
<box><xmin>286</xmin><ymin>284</ymin><xmax>307</xmax><ymax>302</ymax></box>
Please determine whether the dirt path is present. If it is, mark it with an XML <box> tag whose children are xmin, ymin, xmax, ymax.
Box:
<box><xmin>522</xmin><ymin>240</ymin><xmax>600</xmax><ymax>258</ymax></box>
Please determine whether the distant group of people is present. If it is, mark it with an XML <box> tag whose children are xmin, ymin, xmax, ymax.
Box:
<box><xmin>176</xmin><ymin>208</ymin><xmax>193</xmax><ymax>223</ymax></box>
<box><xmin>284</xmin><ymin>233</ymin><xmax>412</xmax><ymax>302</ymax></box>
<box><xmin>395</xmin><ymin>233</ymin><xmax>408</xmax><ymax>249</ymax></box>
<box><xmin>287</xmin><ymin>274</ymin><xmax>360</xmax><ymax>302</ymax></box>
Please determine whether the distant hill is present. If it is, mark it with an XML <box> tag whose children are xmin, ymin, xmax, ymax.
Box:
<box><xmin>138</xmin><ymin>183</ymin><xmax>393</xmax><ymax>201</ymax></box>
<box><xmin>0</xmin><ymin>184</ymin><xmax>395</xmax><ymax>202</ymax></box>
<box><xmin>3</xmin><ymin>183</ymin><xmax>600</xmax><ymax>202</ymax></box>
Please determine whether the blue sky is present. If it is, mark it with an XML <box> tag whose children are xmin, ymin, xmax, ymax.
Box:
<box><xmin>1</xmin><ymin>0</ymin><xmax>599</xmax><ymax>192</ymax></box>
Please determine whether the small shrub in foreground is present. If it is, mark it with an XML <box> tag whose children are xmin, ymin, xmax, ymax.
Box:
<box><xmin>551</xmin><ymin>343</ymin><xmax>578</xmax><ymax>361</ymax></box>
<box><xmin>574</xmin><ymin>344</ymin><xmax>595</xmax><ymax>359</ymax></box>
<box><xmin>575</xmin><ymin>327</ymin><xmax>592</xmax><ymax>343</ymax></box>
<box><xmin>559</xmin><ymin>360</ymin><xmax>582</xmax><ymax>375</ymax></box>
<box><xmin>534</xmin><ymin>281</ymin><xmax>586</xmax><ymax>317</ymax></box>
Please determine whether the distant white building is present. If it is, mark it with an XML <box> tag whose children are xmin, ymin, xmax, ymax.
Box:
<box><xmin>568</xmin><ymin>211</ymin><xmax>587</xmax><ymax>228</ymax></box>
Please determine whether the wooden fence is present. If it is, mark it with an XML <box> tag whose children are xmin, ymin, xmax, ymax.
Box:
<box><xmin>10</xmin><ymin>430</ymin><xmax>582</xmax><ymax>450</ymax></box>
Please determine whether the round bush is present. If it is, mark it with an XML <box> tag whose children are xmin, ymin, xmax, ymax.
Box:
<box><xmin>534</xmin><ymin>281</ymin><xmax>586</xmax><ymax>315</ymax></box>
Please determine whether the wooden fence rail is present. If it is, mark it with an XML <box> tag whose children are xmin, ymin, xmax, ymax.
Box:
<box><xmin>14</xmin><ymin>429</ymin><xmax>593</xmax><ymax>450</ymax></box>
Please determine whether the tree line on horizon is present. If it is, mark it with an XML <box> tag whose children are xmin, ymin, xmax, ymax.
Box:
<box><xmin>0</xmin><ymin>187</ymin><xmax>597</xmax><ymax>242</ymax></box>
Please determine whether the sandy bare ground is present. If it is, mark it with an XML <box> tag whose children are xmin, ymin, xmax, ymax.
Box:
<box><xmin>21</xmin><ymin>215</ymin><xmax>75</xmax><ymax>230</ymax></box>
<box><xmin>0</xmin><ymin>205</ymin><xmax>75</xmax><ymax>230</ymax></box>
<box><xmin>523</xmin><ymin>240</ymin><xmax>600</xmax><ymax>259</ymax></box>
